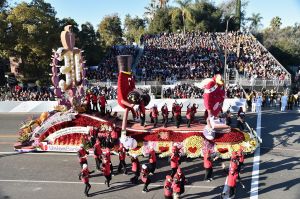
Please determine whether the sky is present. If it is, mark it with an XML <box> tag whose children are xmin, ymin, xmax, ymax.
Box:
<box><xmin>10</xmin><ymin>0</ymin><xmax>300</xmax><ymax>30</ymax></box>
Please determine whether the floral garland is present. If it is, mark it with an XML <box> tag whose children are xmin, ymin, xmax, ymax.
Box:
<box><xmin>183</xmin><ymin>136</ymin><xmax>203</xmax><ymax>158</ymax></box>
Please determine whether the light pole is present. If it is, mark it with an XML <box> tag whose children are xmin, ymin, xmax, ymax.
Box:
<box><xmin>224</xmin><ymin>15</ymin><xmax>234</xmax><ymax>87</ymax></box>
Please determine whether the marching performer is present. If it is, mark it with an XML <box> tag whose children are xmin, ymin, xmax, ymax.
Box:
<box><xmin>117</xmin><ymin>143</ymin><xmax>128</xmax><ymax>175</ymax></box>
<box><xmin>170</xmin><ymin>145</ymin><xmax>181</xmax><ymax>177</ymax></box>
<box><xmin>99</xmin><ymin>91</ymin><xmax>107</xmax><ymax>116</ymax></box>
<box><xmin>78</xmin><ymin>163</ymin><xmax>93</xmax><ymax>197</ymax></box>
<box><xmin>161</xmin><ymin>103</ymin><xmax>169</xmax><ymax>128</ymax></box>
<box><xmin>203</xmin><ymin>150</ymin><xmax>217</xmax><ymax>182</ymax></box>
<box><xmin>172</xmin><ymin>167</ymin><xmax>187</xmax><ymax>199</ymax></box>
<box><xmin>141</xmin><ymin>164</ymin><xmax>151</xmax><ymax>193</ymax></box>
<box><xmin>164</xmin><ymin>175</ymin><xmax>173</xmax><ymax>199</ymax></box>
<box><xmin>78</xmin><ymin>144</ymin><xmax>89</xmax><ymax>168</ymax></box>
<box><xmin>93</xmin><ymin>138</ymin><xmax>102</xmax><ymax>171</ymax></box>
<box><xmin>221</xmin><ymin>164</ymin><xmax>245</xmax><ymax>198</ymax></box>
<box><xmin>150</xmin><ymin>104</ymin><xmax>159</xmax><ymax>127</ymax></box>
<box><xmin>174</xmin><ymin>102</ymin><xmax>183</xmax><ymax>128</ymax></box>
<box><xmin>130</xmin><ymin>155</ymin><xmax>140</xmax><ymax>184</ymax></box>
<box><xmin>186</xmin><ymin>104</ymin><xmax>192</xmax><ymax>128</ymax></box>
<box><xmin>148</xmin><ymin>146</ymin><xmax>157</xmax><ymax>175</ymax></box>
<box><xmin>102</xmin><ymin>157</ymin><xmax>112</xmax><ymax>187</ymax></box>
<box><xmin>190</xmin><ymin>103</ymin><xmax>198</xmax><ymax>123</ymax></box>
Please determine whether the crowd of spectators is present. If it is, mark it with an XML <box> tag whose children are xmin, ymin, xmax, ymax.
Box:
<box><xmin>86</xmin><ymin>45</ymin><xmax>138</xmax><ymax>81</ymax></box>
<box><xmin>216</xmin><ymin>32</ymin><xmax>288</xmax><ymax>81</ymax></box>
<box><xmin>0</xmin><ymin>86</ymin><xmax>55</xmax><ymax>101</ymax></box>
<box><xmin>136</xmin><ymin>31</ymin><xmax>222</xmax><ymax>81</ymax></box>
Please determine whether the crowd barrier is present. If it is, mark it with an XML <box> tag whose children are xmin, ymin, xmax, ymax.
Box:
<box><xmin>0</xmin><ymin>99</ymin><xmax>246</xmax><ymax>113</ymax></box>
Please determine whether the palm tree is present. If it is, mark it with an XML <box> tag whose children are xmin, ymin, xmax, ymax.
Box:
<box><xmin>248</xmin><ymin>13</ymin><xmax>263</xmax><ymax>33</ymax></box>
<box><xmin>144</xmin><ymin>0</ymin><xmax>159</xmax><ymax>22</ymax></box>
<box><xmin>174</xmin><ymin>0</ymin><xmax>193</xmax><ymax>34</ymax></box>
<box><xmin>270</xmin><ymin>16</ymin><xmax>282</xmax><ymax>30</ymax></box>
<box><xmin>158</xmin><ymin>0</ymin><xmax>169</xmax><ymax>8</ymax></box>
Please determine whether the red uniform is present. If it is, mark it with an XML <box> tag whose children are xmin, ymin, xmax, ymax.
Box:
<box><xmin>111</xmin><ymin>129</ymin><xmax>118</xmax><ymax>140</ymax></box>
<box><xmin>174</xmin><ymin>105</ymin><xmax>182</xmax><ymax>116</ymax></box>
<box><xmin>186</xmin><ymin>107</ymin><xmax>192</xmax><ymax>120</ymax></box>
<box><xmin>164</xmin><ymin>180</ymin><xmax>173</xmax><ymax>197</ymax></box>
<box><xmin>99</xmin><ymin>95</ymin><xmax>106</xmax><ymax>108</ymax></box>
<box><xmin>203</xmin><ymin>153</ymin><xmax>212</xmax><ymax>169</ymax></box>
<box><xmin>92</xmin><ymin>94</ymin><xmax>97</xmax><ymax>104</ymax></box>
<box><xmin>132</xmin><ymin>158</ymin><xmax>140</xmax><ymax>172</ymax></box>
<box><xmin>161</xmin><ymin>106</ymin><xmax>169</xmax><ymax>117</ymax></box>
<box><xmin>151</xmin><ymin>107</ymin><xmax>159</xmax><ymax>118</ymax></box>
<box><xmin>102</xmin><ymin>161</ymin><xmax>111</xmax><ymax>176</ymax></box>
<box><xmin>227</xmin><ymin>171</ymin><xmax>239</xmax><ymax>187</ymax></box>
<box><xmin>118</xmin><ymin>146</ymin><xmax>126</xmax><ymax>161</ymax></box>
<box><xmin>78</xmin><ymin>148</ymin><xmax>88</xmax><ymax>164</ymax></box>
<box><xmin>141</xmin><ymin>168</ymin><xmax>149</xmax><ymax>183</ymax></box>
<box><xmin>149</xmin><ymin>149</ymin><xmax>157</xmax><ymax>163</ymax></box>
<box><xmin>93</xmin><ymin>142</ymin><xmax>102</xmax><ymax>158</ymax></box>
<box><xmin>170</xmin><ymin>153</ymin><xmax>180</xmax><ymax>169</ymax></box>
<box><xmin>117</xmin><ymin>72</ymin><xmax>135</xmax><ymax>109</ymax></box>
<box><xmin>80</xmin><ymin>168</ymin><xmax>90</xmax><ymax>183</ymax></box>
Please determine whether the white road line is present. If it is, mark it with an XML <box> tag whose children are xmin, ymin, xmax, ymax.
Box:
<box><xmin>0</xmin><ymin>179</ymin><xmax>216</xmax><ymax>189</ymax></box>
<box><xmin>250</xmin><ymin>108</ymin><xmax>262</xmax><ymax>199</ymax></box>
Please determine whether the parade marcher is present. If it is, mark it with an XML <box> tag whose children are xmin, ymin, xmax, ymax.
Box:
<box><xmin>229</xmin><ymin>151</ymin><xmax>239</xmax><ymax>173</ymax></box>
<box><xmin>174</xmin><ymin>102</ymin><xmax>183</xmax><ymax>128</ymax></box>
<box><xmin>148</xmin><ymin>146</ymin><xmax>157</xmax><ymax>175</ymax></box>
<box><xmin>186</xmin><ymin>104</ymin><xmax>192</xmax><ymax>128</ymax></box>
<box><xmin>151</xmin><ymin>104</ymin><xmax>159</xmax><ymax>127</ymax></box>
<box><xmin>164</xmin><ymin>175</ymin><xmax>173</xmax><ymax>199</ymax></box>
<box><xmin>92</xmin><ymin>92</ymin><xmax>98</xmax><ymax>112</ymax></box>
<box><xmin>85</xmin><ymin>92</ymin><xmax>91</xmax><ymax>112</ymax></box>
<box><xmin>161</xmin><ymin>103</ymin><xmax>169</xmax><ymax>128</ymax></box>
<box><xmin>89</xmin><ymin>127</ymin><xmax>98</xmax><ymax>146</ymax></box>
<box><xmin>78</xmin><ymin>144</ymin><xmax>89</xmax><ymax>168</ymax></box>
<box><xmin>221</xmin><ymin>164</ymin><xmax>245</xmax><ymax>199</ymax></box>
<box><xmin>141</xmin><ymin>164</ymin><xmax>151</xmax><ymax>193</ymax></box>
<box><xmin>116</xmin><ymin>143</ymin><xmax>127</xmax><ymax>175</ymax></box>
<box><xmin>170</xmin><ymin>145</ymin><xmax>181</xmax><ymax>177</ymax></box>
<box><xmin>102</xmin><ymin>157</ymin><xmax>112</xmax><ymax>187</ymax></box>
<box><xmin>99</xmin><ymin>91</ymin><xmax>107</xmax><ymax>116</ymax></box>
<box><xmin>203</xmin><ymin>150</ymin><xmax>217</xmax><ymax>182</ymax></box>
<box><xmin>105</xmin><ymin>131</ymin><xmax>113</xmax><ymax>149</ymax></box>
<box><xmin>171</xmin><ymin>101</ymin><xmax>177</xmax><ymax>121</ymax></box>
<box><xmin>78</xmin><ymin>164</ymin><xmax>93</xmax><ymax>197</ymax></box>
<box><xmin>110</xmin><ymin>125</ymin><xmax>119</xmax><ymax>146</ymax></box>
<box><xmin>130</xmin><ymin>155</ymin><xmax>141</xmax><ymax>184</ymax></box>
<box><xmin>139</xmin><ymin>100</ymin><xmax>146</xmax><ymax>127</ymax></box>
<box><xmin>237</xmin><ymin>148</ymin><xmax>245</xmax><ymax>178</ymax></box>
<box><xmin>103</xmin><ymin>147</ymin><xmax>114</xmax><ymax>175</ymax></box>
<box><xmin>172</xmin><ymin>167</ymin><xmax>187</xmax><ymax>199</ymax></box>
<box><xmin>93</xmin><ymin>138</ymin><xmax>102</xmax><ymax>171</ymax></box>
<box><xmin>190</xmin><ymin>103</ymin><xmax>198</xmax><ymax>123</ymax></box>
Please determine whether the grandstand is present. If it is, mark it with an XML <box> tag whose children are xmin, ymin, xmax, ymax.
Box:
<box><xmin>88</xmin><ymin>31</ymin><xmax>291</xmax><ymax>97</ymax></box>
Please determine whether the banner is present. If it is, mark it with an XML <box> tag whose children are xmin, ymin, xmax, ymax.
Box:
<box><xmin>46</xmin><ymin>126</ymin><xmax>89</xmax><ymax>142</ymax></box>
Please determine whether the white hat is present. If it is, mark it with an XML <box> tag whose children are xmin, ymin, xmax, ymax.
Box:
<box><xmin>82</xmin><ymin>164</ymin><xmax>88</xmax><ymax>169</ymax></box>
<box><xmin>142</xmin><ymin>164</ymin><xmax>147</xmax><ymax>169</ymax></box>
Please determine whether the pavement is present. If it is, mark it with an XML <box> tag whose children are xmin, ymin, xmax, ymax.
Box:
<box><xmin>0</xmin><ymin>108</ymin><xmax>299</xmax><ymax>199</ymax></box>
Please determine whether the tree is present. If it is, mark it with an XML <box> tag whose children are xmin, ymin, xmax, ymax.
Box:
<box><xmin>124</xmin><ymin>14</ymin><xmax>146</xmax><ymax>44</ymax></box>
<box><xmin>158</xmin><ymin>0</ymin><xmax>169</xmax><ymax>8</ymax></box>
<box><xmin>78</xmin><ymin>22</ymin><xmax>103</xmax><ymax>66</ymax></box>
<box><xmin>148</xmin><ymin>8</ymin><xmax>172</xmax><ymax>33</ymax></box>
<box><xmin>98</xmin><ymin>14</ymin><xmax>123</xmax><ymax>47</ymax></box>
<box><xmin>4</xmin><ymin>0</ymin><xmax>59</xmax><ymax>80</ymax></box>
<box><xmin>270</xmin><ymin>16</ymin><xmax>282</xmax><ymax>30</ymax></box>
<box><xmin>173</xmin><ymin>0</ymin><xmax>193</xmax><ymax>34</ymax></box>
<box><xmin>144</xmin><ymin>0</ymin><xmax>159</xmax><ymax>23</ymax></box>
<box><xmin>235</xmin><ymin>0</ymin><xmax>241</xmax><ymax>29</ymax></box>
<box><xmin>0</xmin><ymin>0</ymin><xmax>7</xmax><ymax>11</ymax></box>
<box><xmin>248</xmin><ymin>13</ymin><xmax>262</xmax><ymax>33</ymax></box>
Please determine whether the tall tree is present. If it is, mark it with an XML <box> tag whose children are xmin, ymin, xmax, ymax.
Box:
<box><xmin>78</xmin><ymin>22</ymin><xmax>103</xmax><ymax>66</ymax></box>
<box><xmin>98</xmin><ymin>14</ymin><xmax>123</xmax><ymax>47</ymax></box>
<box><xmin>4</xmin><ymin>0</ymin><xmax>59</xmax><ymax>80</ymax></box>
<box><xmin>124</xmin><ymin>14</ymin><xmax>146</xmax><ymax>44</ymax></box>
<box><xmin>270</xmin><ymin>16</ymin><xmax>282</xmax><ymax>30</ymax></box>
<box><xmin>148</xmin><ymin>8</ymin><xmax>172</xmax><ymax>33</ymax></box>
<box><xmin>248</xmin><ymin>13</ymin><xmax>262</xmax><ymax>33</ymax></box>
<box><xmin>173</xmin><ymin>0</ymin><xmax>193</xmax><ymax>34</ymax></box>
<box><xmin>144</xmin><ymin>0</ymin><xmax>159</xmax><ymax>23</ymax></box>
<box><xmin>158</xmin><ymin>0</ymin><xmax>169</xmax><ymax>8</ymax></box>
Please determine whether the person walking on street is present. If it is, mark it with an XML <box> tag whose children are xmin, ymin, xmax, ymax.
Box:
<box><xmin>151</xmin><ymin>104</ymin><xmax>159</xmax><ymax>127</ymax></box>
<box><xmin>186</xmin><ymin>104</ymin><xmax>192</xmax><ymax>128</ymax></box>
<box><xmin>78</xmin><ymin>144</ymin><xmax>89</xmax><ymax>168</ymax></box>
<box><xmin>172</xmin><ymin>167</ymin><xmax>187</xmax><ymax>199</ymax></box>
<box><xmin>161</xmin><ymin>103</ymin><xmax>169</xmax><ymax>128</ymax></box>
<box><xmin>130</xmin><ymin>155</ymin><xmax>140</xmax><ymax>184</ymax></box>
<box><xmin>116</xmin><ymin>143</ymin><xmax>127</xmax><ymax>175</ymax></box>
<box><xmin>148</xmin><ymin>146</ymin><xmax>157</xmax><ymax>175</ymax></box>
<box><xmin>93</xmin><ymin>139</ymin><xmax>102</xmax><ymax>171</ymax></box>
<box><xmin>170</xmin><ymin>145</ymin><xmax>181</xmax><ymax>177</ymax></box>
<box><xmin>203</xmin><ymin>150</ymin><xmax>217</xmax><ymax>182</ymax></box>
<box><xmin>141</xmin><ymin>164</ymin><xmax>151</xmax><ymax>193</ymax></box>
<box><xmin>102</xmin><ymin>157</ymin><xmax>112</xmax><ymax>187</ymax></box>
<box><xmin>164</xmin><ymin>175</ymin><xmax>173</xmax><ymax>199</ymax></box>
<box><xmin>78</xmin><ymin>164</ymin><xmax>93</xmax><ymax>197</ymax></box>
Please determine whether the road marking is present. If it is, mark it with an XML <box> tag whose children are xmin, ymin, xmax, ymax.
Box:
<box><xmin>260</xmin><ymin>146</ymin><xmax>300</xmax><ymax>152</ymax></box>
<box><xmin>0</xmin><ymin>179</ymin><xmax>216</xmax><ymax>189</ymax></box>
<box><xmin>250</xmin><ymin>108</ymin><xmax>262</xmax><ymax>199</ymax></box>
<box><xmin>0</xmin><ymin>134</ymin><xmax>18</xmax><ymax>138</ymax></box>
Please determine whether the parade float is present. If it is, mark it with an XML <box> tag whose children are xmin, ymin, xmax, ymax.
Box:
<box><xmin>13</xmin><ymin>26</ymin><xmax>261</xmax><ymax>159</ymax></box>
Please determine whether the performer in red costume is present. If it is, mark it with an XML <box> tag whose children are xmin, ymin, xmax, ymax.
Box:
<box><xmin>164</xmin><ymin>175</ymin><xmax>173</xmax><ymax>199</ymax></box>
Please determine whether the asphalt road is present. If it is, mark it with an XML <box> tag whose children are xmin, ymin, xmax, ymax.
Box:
<box><xmin>0</xmin><ymin>109</ymin><xmax>299</xmax><ymax>199</ymax></box>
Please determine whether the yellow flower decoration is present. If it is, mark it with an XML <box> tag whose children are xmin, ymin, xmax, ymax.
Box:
<box><xmin>128</xmin><ymin>146</ymin><xmax>143</xmax><ymax>156</ymax></box>
<box><xmin>183</xmin><ymin>136</ymin><xmax>203</xmax><ymax>158</ymax></box>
